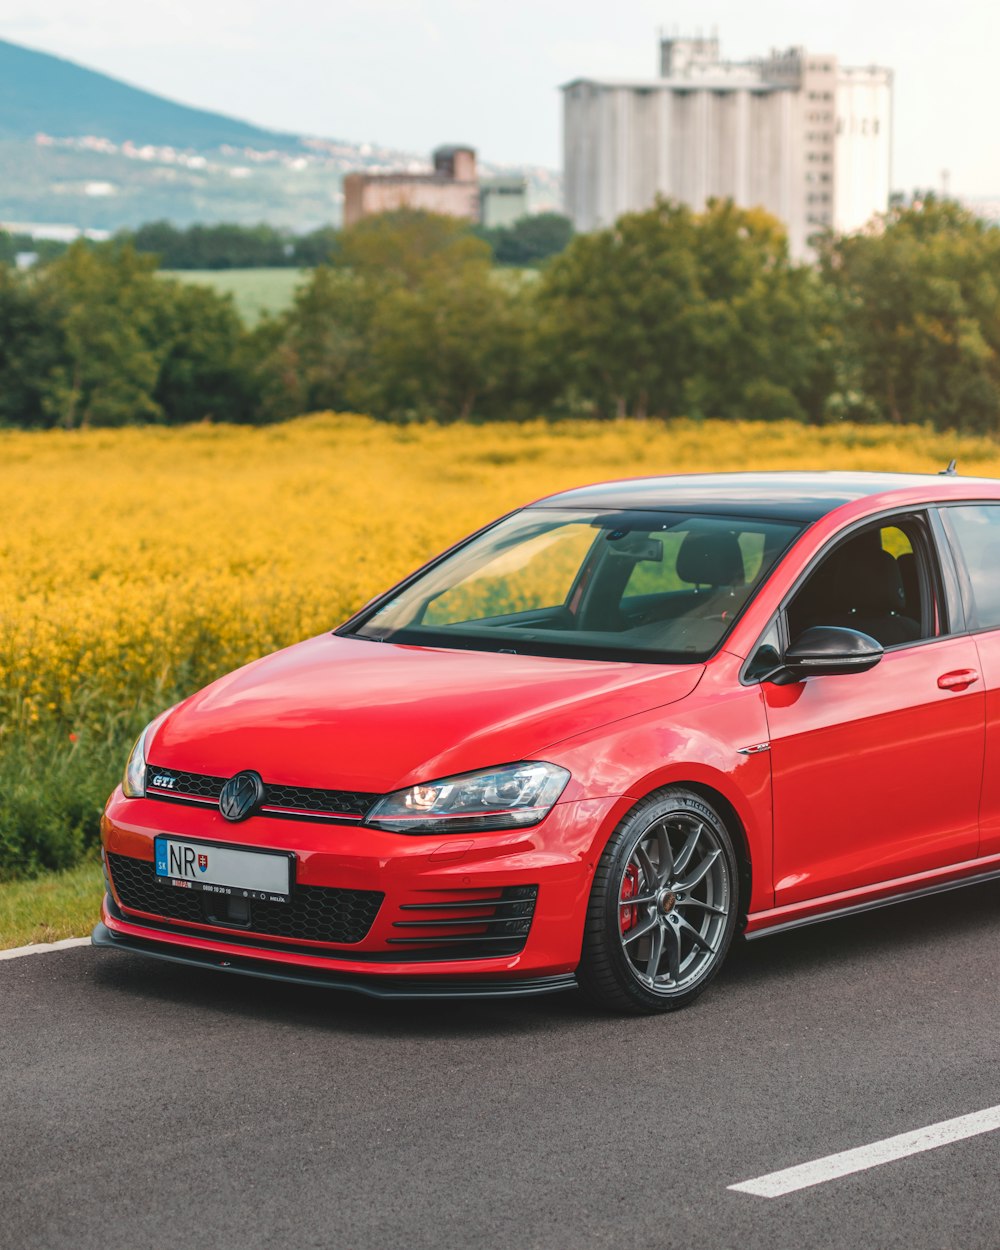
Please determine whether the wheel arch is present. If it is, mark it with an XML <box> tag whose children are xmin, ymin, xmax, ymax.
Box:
<box><xmin>586</xmin><ymin>768</ymin><xmax>760</xmax><ymax>922</ymax></box>
<box><xmin>681</xmin><ymin>781</ymin><xmax>753</xmax><ymax>925</ymax></box>
<box><xmin>623</xmin><ymin>755</ymin><xmax>768</xmax><ymax>911</ymax></box>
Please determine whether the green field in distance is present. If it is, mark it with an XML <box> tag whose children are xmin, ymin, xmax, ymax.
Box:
<box><xmin>162</xmin><ymin>267</ymin><xmax>306</xmax><ymax>324</ymax></box>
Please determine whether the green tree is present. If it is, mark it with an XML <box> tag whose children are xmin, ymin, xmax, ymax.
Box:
<box><xmin>18</xmin><ymin>241</ymin><xmax>252</xmax><ymax>428</ymax></box>
<box><xmin>291</xmin><ymin>226</ymin><xmax>341</xmax><ymax>267</ymax></box>
<box><xmin>476</xmin><ymin>213</ymin><xmax>574</xmax><ymax>266</ymax></box>
<box><xmin>537</xmin><ymin>197</ymin><xmax>832</xmax><ymax>420</ymax></box>
<box><xmin>250</xmin><ymin>265</ymin><xmax>370</xmax><ymax>421</ymax></box>
<box><xmin>257</xmin><ymin>210</ymin><xmax>539</xmax><ymax>422</ymax></box>
<box><xmin>123</xmin><ymin>221</ymin><xmax>294</xmax><ymax>269</ymax></box>
<box><xmin>336</xmin><ymin>209</ymin><xmax>487</xmax><ymax>289</ymax></box>
<box><xmin>819</xmin><ymin>198</ymin><xmax>1000</xmax><ymax>430</ymax></box>
<box><xmin>154</xmin><ymin>281</ymin><xmax>251</xmax><ymax>424</ymax></box>
<box><xmin>122</xmin><ymin>220</ymin><xmax>186</xmax><ymax>265</ymax></box>
<box><xmin>0</xmin><ymin>230</ymin><xmax>68</xmax><ymax>268</ymax></box>
<box><xmin>34</xmin><ymin>243</ymin><xmax>168</xmax><ymax>427</ymax></box>
<box><xmin>0</xmin><ymin>267</ymin><xmax>65</xmax><ymax>427</ymax></box>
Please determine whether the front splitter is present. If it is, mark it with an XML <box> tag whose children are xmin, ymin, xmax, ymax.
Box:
<box><xmin>91</xmin><ymin>923</ymin><xmax>578</xmax><ymax>1001</ymax></box>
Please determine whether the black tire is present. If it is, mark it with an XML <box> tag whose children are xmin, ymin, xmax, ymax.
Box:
<box><xmin>577</xmin><ymin>787</ymin><xmax>740</xmax><ymax>1015</ymax></box>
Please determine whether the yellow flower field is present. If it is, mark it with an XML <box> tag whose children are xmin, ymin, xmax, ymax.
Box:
<box><xmin>2</xmin><ymin>411</ymin><xmax>1000</xmax><ymax>877</ymax></box>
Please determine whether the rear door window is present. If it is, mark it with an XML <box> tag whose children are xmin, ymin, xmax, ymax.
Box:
<box><xmin>940</xmin><ymin>504</ymin><xmax>1000</xmax><ymax>629</ymax></box>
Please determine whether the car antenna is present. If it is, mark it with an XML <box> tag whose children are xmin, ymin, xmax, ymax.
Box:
<box><xmin>939</xmin><ymin>459</ymin><xmax>958</xmax><ymax>476</ymax></box>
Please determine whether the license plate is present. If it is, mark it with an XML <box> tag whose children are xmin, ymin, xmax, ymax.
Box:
<box><xmin>154</xmin><ymin>836</ymin><xmax>292</xmax><ymax>903</ymax></box>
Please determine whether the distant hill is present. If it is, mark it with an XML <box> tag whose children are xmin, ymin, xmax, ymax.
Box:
<box><xmin>0</xmin><ymin>38</ymin><xmax>300</xmax><ymax>149</ymax></box>
<box><xmin>0</xmin><ymin>37</ymin><xmax>562</xmax><ymax>232</ymax></box>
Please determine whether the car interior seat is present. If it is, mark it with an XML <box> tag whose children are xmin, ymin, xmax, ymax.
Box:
<box><xmin>676</xmin><ymin>530</ymin><xmax>746</xmax><ymax>592</ymax></box>
<box><xmin>820</xmin><ymin>543</ymin><xmax>920</xmax><ymax>645</ymax></box>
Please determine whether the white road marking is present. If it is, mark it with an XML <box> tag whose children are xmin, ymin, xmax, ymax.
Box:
<box><xmin>0</xmin><ymin>936</ymin><xmax>91</xmax><ymax>961</ymax></box>
<box><xmin>729</xmin><ymin>1104</ymin><xmax>1000</xmax><ymax>1197</ymax></box>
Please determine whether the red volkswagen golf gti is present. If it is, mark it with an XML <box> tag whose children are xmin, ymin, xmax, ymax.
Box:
<box><xmin>94</xmin><ymin>472</ymin><xmax>1000</xmax><ymax>1013</ymax></box>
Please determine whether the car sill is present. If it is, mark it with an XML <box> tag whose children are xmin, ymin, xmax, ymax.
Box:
<box><xmin>745</xmin><ymin>861</ymin><xmax>1000</xmax><ymax>941</ymax></box>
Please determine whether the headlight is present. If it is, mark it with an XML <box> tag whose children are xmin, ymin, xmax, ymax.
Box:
<box><xmin>366</xmin><ymin>762</ymin><xmax>570</xmax><ymax>834</ymax></box>
<box><xmin>121</xmin><ymin>721</ymin><xmax>153</xmax><ymax>798</ymax></box>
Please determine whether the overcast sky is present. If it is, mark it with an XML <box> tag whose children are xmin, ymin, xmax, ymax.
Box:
<box><xmin>1</xmin><ymin>0</ymin><xmax>996</xmax><ymax>197</ymax></box>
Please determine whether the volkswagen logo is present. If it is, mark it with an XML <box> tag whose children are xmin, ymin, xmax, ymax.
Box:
<box><xmin>219</xmin><ymin>770</ymin><xmax>265</xmax><ymax>823</ymax></box>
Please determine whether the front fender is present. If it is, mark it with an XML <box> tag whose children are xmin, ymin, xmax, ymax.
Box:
<box><xmin>546</xmin><ymin>652</ymin><xmax>774</xmax><ymax>914</ymax></box>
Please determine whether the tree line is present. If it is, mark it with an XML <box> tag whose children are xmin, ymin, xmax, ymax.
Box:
<box><xmin>1</xmin><ymin>197</ymin><xmax>998</xmax><ymax>433</ymax></box>
<box><xmin>0</xmin><ymin>213</ymin><xmax>574</xmax><ymax>271</ymax></box>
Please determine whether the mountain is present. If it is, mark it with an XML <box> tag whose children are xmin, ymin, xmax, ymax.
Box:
<box><xmin>0</xmin><ymin>38</ymin><xmax>300</xmax><ymax>150</ymax></box>
<box><xmin>0</xmin><ymin>37</ymin><xmax>562</xmax><ymax>233</ymax></box>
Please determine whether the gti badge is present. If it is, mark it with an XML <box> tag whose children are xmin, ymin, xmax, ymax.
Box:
<box><xmin>219</xmin><ymin>770</ymin><xmax>265</xmax><ymax>822</ymax></box>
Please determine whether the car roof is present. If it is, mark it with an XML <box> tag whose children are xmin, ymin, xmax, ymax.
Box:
<box><xmin>535</xmin><ymin>471</ymin><xmax>1000</xmax><ymax>523</ymax></box>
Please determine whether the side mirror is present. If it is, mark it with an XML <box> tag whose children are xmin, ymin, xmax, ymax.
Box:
<box><xmin>774</xmin><ymin>626</ymin><xmax>884</xmax><ymax>683</ymax></box>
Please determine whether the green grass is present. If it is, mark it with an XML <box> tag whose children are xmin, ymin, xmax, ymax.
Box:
<box><xmin>163</xmin><ymin>265</ymin><xmax>538</xmax><ymax>325</ymax></box>
<box><xmin>0</xmin><ymin>857</ymin><xmax>104</xmax><ymax>949</ymax></box>
<box><xmin>162</xmin><ymin>267</ymin><xmax>307</xmax><ymax>324</ymax></box>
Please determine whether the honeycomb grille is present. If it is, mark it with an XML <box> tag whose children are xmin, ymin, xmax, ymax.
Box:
<box><xmin>107</xmin><ymin>852</ymin><xmax>383</xmax><ymax>946</ymax></box>
<box><xmin>263</xmin><ymin>784</ymin><xmax>375</xmax><ymax>819</ymax></box>
<box><xmin>148</xmin><ymin>769</ymin><xmax>223</xmax><ymax>800</ymax></box>
<box><xmin>146</xmin><ymin>766</ymin><xmax>379</xmax><ymax>821</ymax></box>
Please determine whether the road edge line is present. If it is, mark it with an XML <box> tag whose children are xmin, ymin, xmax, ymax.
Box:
<box><xmin>0</xmin><ymin>936</ymin><xmax>92</xmax><ymax>961</ymax></box>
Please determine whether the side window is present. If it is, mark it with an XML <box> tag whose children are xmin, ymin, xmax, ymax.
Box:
<box><xmin>785</xmin><ymin>518</ymin><xmax>932</xmax><ymax>648</ymax></box>
<box><xmin>941</xmin><ymin>505</ymin><xmax>1000</xmax><ymax>630</ymax></box>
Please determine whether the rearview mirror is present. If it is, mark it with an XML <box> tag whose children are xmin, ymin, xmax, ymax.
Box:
<box><xmin>774</xmin><ymin>626</ymin><xmax>884</xmax><ymax>683</ymax></box>
<box><xmin>605</xmin><ymin>534</ymin><xmax>663</xmax><ymax>563</ymax></box>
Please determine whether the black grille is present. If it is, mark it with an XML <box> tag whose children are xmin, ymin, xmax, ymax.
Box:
<box><xmin>149</xmin><ymin>769</ymin><xmax>223</xmax><ymax>800</ymax></box>
<box><xmin>388</xmin><ymin>886</ymin><xmax>538</xmax><ymax>957</ymax></box>
<box><xmin>146</xmin><ymin>767</ymin><xmax>379</xmax><ymax>822</ymax></box>
<box><xmin>263</xmin><ymin>784</ymin><xmax>375</xmax><ymax>820</ymax></box>
<box><xmin>108</xmin><ymin>853</ymin><xmax>383</xmax><ymax>946</ymax></box>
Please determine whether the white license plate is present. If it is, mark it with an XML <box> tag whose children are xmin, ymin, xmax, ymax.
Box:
<box><xmin>154</xmin><ymin>837</ymin><xmax>292</xmax><ymax>903</ymax></box>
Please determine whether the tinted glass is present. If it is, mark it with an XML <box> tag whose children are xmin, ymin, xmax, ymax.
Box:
<box><xmin>786</xmin><ymin>519</ymin><xmax>928</xmax><ymax>647</ymax></box>
<box><xmin>943</xmin><ymin>504</ymin><xmax>1000</xmax><ymax>629</ymax></box>
<box><xmin>348</xmin><ymin>508</ymin><xmax>802</xmax><ymax>663</ymax></box>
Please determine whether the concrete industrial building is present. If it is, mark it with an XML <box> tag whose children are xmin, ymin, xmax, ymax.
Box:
<box><xmin>562</xmin><ymin>35</ymin><xmax>892</xmax><ymax>256</ymax></box>
<box><xmin>343</xmin><ymin>146</ymin><xmax>528</xmax><ymax>229</ymax></box>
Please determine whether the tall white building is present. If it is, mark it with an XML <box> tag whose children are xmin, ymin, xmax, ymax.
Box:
<box><xmin>562</xmin><ymin>36</ymin><xmax>892</xmax><ymax>257</ymax></box>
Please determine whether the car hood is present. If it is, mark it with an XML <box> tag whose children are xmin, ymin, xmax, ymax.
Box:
<box><xmin>149</xmin><ymin>633</ymin><xmax>703</xmax><ymax>794</ymax></box>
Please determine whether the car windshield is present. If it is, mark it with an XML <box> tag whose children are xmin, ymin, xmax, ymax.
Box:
<box><xmin>345</xmin><ymin>507</ymin><xmax>803</xmax><ymax>663</ymax></box>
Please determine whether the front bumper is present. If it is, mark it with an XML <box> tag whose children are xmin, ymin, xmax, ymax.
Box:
<box><xmin>98</xmin><ymin>787</ymin><xmax>627</xmax><ymax>987</ymax></box>
<box><xmin>91</xmin><ymin>920</ymin><xmax>577</xmax><ymax>999</ymax></box>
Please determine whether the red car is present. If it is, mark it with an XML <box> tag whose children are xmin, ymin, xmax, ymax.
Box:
<box><xmin>94</xmin><ymin>471</ymin><xmax>1000</xmax><ymax>1013</ymax></box>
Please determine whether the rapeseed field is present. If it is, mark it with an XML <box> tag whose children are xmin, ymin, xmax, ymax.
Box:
<box><xmin>4</xmin><ymin>412</ymin><xmax>1000</xmax><ymax>878</ymax></box>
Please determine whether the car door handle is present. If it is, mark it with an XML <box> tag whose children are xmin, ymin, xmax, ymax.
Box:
<box><xmin>937</xmin><ymin>669</ymin><xmax>980</xmax><ymax>692</ymax></box>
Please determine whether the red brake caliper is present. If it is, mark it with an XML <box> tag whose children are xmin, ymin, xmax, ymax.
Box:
<box><xmin>620</xmin><ymin>862</ymin><xmax>640</xmax><ymax>934</ymax></box>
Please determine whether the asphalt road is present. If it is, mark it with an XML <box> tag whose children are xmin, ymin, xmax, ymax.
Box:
<box><xmin>4</xmin><ymin>883</ymin><xmax>1000</xmax><ymax>1250</ymax></box>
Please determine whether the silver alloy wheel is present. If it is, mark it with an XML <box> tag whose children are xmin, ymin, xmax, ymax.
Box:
<box><xmin>617</xmin><ymin>812</ymin><xmax>732</xmax><ymax>995</ymax></box>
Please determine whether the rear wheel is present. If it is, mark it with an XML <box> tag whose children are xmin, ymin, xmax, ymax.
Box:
<box><xmin>577</xmin><ymin>787</ymin><xmax>740</xmax><ymax>1014</ymax></box>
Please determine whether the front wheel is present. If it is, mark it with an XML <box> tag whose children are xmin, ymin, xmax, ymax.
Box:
<box><xmin>577</xmin><ymin>788</ymin><xmax>740</xmax><ymax>1015</ymax></box>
